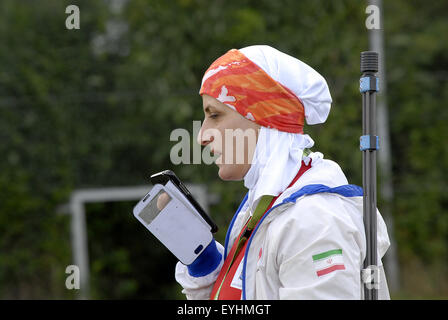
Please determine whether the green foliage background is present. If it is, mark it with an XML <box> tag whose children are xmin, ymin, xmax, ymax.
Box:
<box><xmin>0</xmin><ymin>0</ymin><xmax>447</xmax><ymax>299</ymax></box>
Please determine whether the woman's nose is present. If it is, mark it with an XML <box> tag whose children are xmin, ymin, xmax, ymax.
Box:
<box><xmin>197</xmin><ymin>123</ymin><xmax>214</xmax><ymax>146</ymax></box>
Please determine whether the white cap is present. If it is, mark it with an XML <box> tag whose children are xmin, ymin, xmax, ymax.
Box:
<box><xmin>239</xmin><ymin>45</ymin><xmax>332</xmax><ymax>125</ymax></box>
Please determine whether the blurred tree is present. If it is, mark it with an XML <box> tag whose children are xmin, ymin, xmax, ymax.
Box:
<box><xmin>0</xmin><ymin>0</ymin><xmax>446</xmax><ymax>299</ymax></box>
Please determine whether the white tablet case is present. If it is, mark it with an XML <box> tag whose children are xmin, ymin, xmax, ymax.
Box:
<box><xmin>133</xmin><ymin>184</ymin><xmax>213</xmax><ymax>265</ymax></box>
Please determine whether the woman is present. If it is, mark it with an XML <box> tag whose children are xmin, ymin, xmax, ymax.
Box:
<box><xmin>175</xmin><ymin>45</ymin><xmax>390</xmax><ymax>300</ymax></box>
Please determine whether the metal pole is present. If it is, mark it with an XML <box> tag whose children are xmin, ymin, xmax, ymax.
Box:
<box><xmin>368</xmin><ymin>0</ymin><xmax>400</xmax><ymax>293</ymax></box>
<box><xmin>360</xmin><ymin>51</ymin><xmax>379</xmax><ymax>300</ymax></box>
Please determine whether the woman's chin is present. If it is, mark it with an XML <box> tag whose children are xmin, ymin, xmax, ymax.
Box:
<box><xmin>217</xmin><ymin>164</ymin><xmax>247</xmax><ymax>181</ymax></box>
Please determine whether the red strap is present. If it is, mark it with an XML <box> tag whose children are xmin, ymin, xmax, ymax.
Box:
<box><xmin>211</xmin><ymin>160</ymin><xmax>312</xmax><ymax>300</ymax></box>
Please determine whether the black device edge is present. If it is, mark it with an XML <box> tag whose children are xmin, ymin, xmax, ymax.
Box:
<box><xmin>149</xmin><ymin>170</ymin><xmax>218</xmax><ymax>234</ymax></box>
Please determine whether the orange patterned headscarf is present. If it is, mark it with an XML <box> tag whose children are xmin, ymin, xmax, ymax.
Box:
<box><xmin>199</xmin><ymin>49</ymin><xmax>305</xmax><ymax>134</ymax></box>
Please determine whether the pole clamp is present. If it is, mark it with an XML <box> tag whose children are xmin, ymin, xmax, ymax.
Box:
<box><xmin>360</xmin><ymin>76</ymin><xmax>379</xmax><ymax>93</ymax></box>
<box><xmin>360</xmin><ymin>135</ymin><xmax>379</xmax><ymax>151</ymax></box>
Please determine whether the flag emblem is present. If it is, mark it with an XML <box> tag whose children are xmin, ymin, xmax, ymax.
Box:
<box><xmin>312</xmin><ymin>249</ymin><xmax>345</xmax><ymax>277</ymax></box>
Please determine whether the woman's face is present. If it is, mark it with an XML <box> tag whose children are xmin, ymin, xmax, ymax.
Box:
<box><xmin>198</xmin><ymin>94</ymin><xmax>260</xmax><ymax>181</ymax></box>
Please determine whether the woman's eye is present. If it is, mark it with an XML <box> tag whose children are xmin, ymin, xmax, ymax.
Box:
<box><xmin>209</xmin><ymin>113</ymin><xmax>219</xmax><ymax>119</ymax></box>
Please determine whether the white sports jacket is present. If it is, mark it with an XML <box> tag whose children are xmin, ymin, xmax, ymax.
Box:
<box><xmin>175</xmin><ymin>152</ymin><xmax>391</xmax><ymax>299</ymax></box>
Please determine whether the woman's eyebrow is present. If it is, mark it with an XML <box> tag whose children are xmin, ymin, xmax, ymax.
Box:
<box><xmin>204</xmin><ymin>104</ymin><xmax>215</xmax><ymax>113</ymax></box>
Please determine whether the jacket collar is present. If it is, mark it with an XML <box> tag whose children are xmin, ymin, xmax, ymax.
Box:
<box><xmin>259</xmin><ymin>152</ymin><xmax>350</xmax><ymax>225</ymax></box>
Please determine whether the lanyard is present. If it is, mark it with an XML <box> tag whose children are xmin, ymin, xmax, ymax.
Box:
<box><xmin>213</xmin><ymin>195</ymin><xmax>275</xmax><ymax>300</ymax></box>
<box><xmin>232</xmin><ymin>195</ymin><xmax>275</xmax><ymax>260</ymax></box>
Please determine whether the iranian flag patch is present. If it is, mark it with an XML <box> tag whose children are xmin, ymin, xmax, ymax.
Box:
<box><xmin>312</xmin><ymin>249</ymin><xmax>345</xmax><ymax>277</ymax></box>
